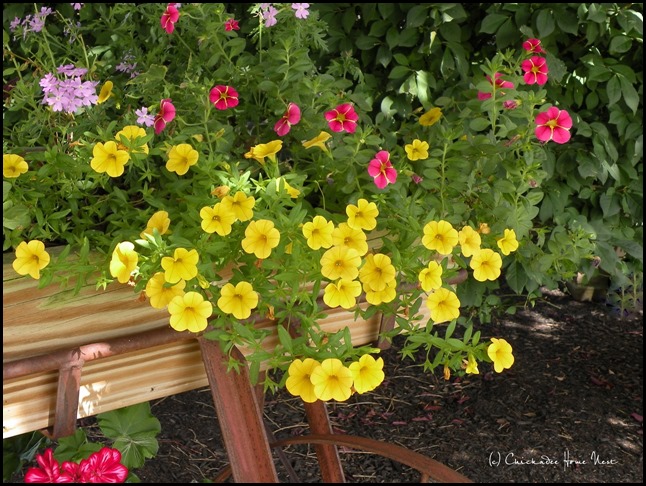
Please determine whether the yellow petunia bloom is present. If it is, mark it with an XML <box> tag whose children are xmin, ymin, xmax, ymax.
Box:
<box><xmin>478</xmin><ymin>222</ymin><xmax>491</xmax><ymax>234</ymax></box>
<box><xmin>275</xmin><ymin>177</ymin><xmax>301</xmax><ymax>198</ymax></box>
<box><xmin>346</xmin><ymin>198</ymin><xmax>379</xmax><ymax>231</ymax></box>
<box><xmin>241</xmin><ymin>219</ymin><xmax>281</xmax><ymax>259</ymax></box>
<box><xmin>302</xmin><ymin>131</ymin><xmax>332</xmax><ymax>152</ymax></box>
<box><xmin>302</xmin><ymin>215</ymin><xmax>334</xmax><ymax>250</ymax></box>
<box><xmin>404</xmin><ymin>139</ymin><xmax>429</xmax><ymax>161</ymax></box>
<box><xmin>166</xmin><ymin>143</ymin><xmax>199</xmax><ymax>175</ymax></box>
<box><xmin>487</xmin><ymin>337</ymin><xmax>514</xmax><ymax>373</ymax></box>
<box><xmin>458</xmin><ymin>225</ymin><xmax>482</xmax><ymax>258</ymax></box>
<box><xmin>331</xmin><ymin>223</ymin><xmax>368</xmax><ymax>256</ymax></box>
<box><xmin>145</xmin><ymin>272</ymin><xmax>186</xmax><ymax>309</ymax></box>
<box><xmin>96</xmin><ymin>80</ymin><xmax>113</xmax><ymax>104</ymax></box>
<box><xmin>465</xmin><ymin>354</ymin><xmax>479</xmax><ymax>375</ymax></box>
<box><xmin>349</xmin><ymin>354</ymin><xmax>385</xmax><ymax>394</ymax></box>
<box><xmin>497</xmin><ymin>228</ymin><xmax>519</xmax><ymax>256</ymax></box>
<box><xmin>168</xmin><ymin>291</ymin><xmax>213</xmax><ymax>333</ymax></box>
<box><xmin>12</xmin><ymin>240</ymin><xmax>50</xmax><ymax>280</ymax></box>
<box><xmin>418</xmin><ymin>260</ymin><xmax>443</xmax><ymax>292</ymax></box>
<box><xmin>426</xmin><ymin>287</ymin><xmax>461</xmax><ymax>324</ymax></box>
<box><xmin>286</xmin><ymin>358</ymin><xmax>321</xmax><ymax>403</ymax></box>
<box><xmin>217</xmin><ymin>281</ymin><xmax>259</xmax><ymax>319</ymax></box>
<box><xmin>363</xmin><ymin>278</ymin><xmax>397</xmax><ymax>305</ymax></box>
<box><xmin>141</xmin><ymin>210</ymin><xmax>171</xmax><ymax>238</ymax></box>
<box><xmin>320</xmin><ymin>246</ymin><xmax>361</xmax><ymax>281</ymax></box>
<box><xmin>310</xmin><ymin>358</ymin><xmax>354</xmax><ymax>402</ymax></box>
<box><xmin>470</xmin><ymin>248</ymin><xmax>502</xmax><ymax>282</ymax></box>
<box><xmin>422</xmin><ymin>220</ymin><xmax>459</xmax><ymax>255</ymax></box>
<box><xmin>419</xmin><ymin>107</ymin><xmax>442</xmax><ymax>126</ymax></box>
<box><xmin>3</xmin><ymin>154</ymin><xmax>28</xmax><ymax>178</ymax></box>
<box><xmin>221</xmin><ymin>192</ymin><xmax>255</xmax><ymax>222</ymax></box>
<box><xmin>161</xmin><ymin>247</ymin><xmax>199</xmax><ymax>284</ymax></box>
<box><xmin>200</xmin><ymin>202</ymin><xmax>236</xmax><ymax>236</ymax></box>
<box><xmin>244</xmin><ymin>140</ymin><xmax>283</xmax><ymax>165</ymax></box>
<box><xmin>90</xmin><ymin>141</ymin><xmax>130</xmax><ymax>177</ymax></box>
<box><xmin>116</xmin><ymin>125</ymin><xmax>149</xmax><ymax>154</ymax></box>
<box><xmin>109</xmin><ymin>241</ymin><xmax>139</xmax><ymax>284</ymax></box>
<box><xmin>358</xmin><ymin>253</ymin><xmax>396</xmax><ymax>292</ymax></box>
<box><xmin>323</xmin><ymin>279</ymin><xmax>362</xmax><ymax>309</ymax></box>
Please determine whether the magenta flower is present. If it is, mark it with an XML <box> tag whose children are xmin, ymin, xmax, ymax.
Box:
<box><xmin>209</xmin><ymin>85</ymin><xmax>239</xmax><ymax>110</ymax></box>
<box><xmin>521</xmin><ymin>56</ymin><xmax>548</xmax><ymax>86</ymax></box>
<box><xmin>324</xmin><ymin>103</ymin><xmax>358</xmax><ymax>134</ymax></box>
<box><xmin>477</xmin><ymin>72</ymin><xmax>514</xmax><ymax>101</ymax></box>
<box><xmin>161</xmin><ymin>4</ymin><xmax>180</xmax><ymax>34</ymax></box>
<box><xmin>522</xmin><ymin>38</ymin><xmax>545</xmax><ymax>54</ymax></box>
<box><xmin>274</xmin><ymin>102</ymin><xmax>301</xmax><ymax>136</ymax></box>
<box><xmin>77</xmin><ymin>448</ymin><xmax>129</xmax><ymax>483</ymax></box>
<box><xmin>535</xmin><ymin>107</ymin><xmax>573</xmax><ymax>144</ymax></box>
<box><xmin>224</xmin><ymin>18</ymin><xmax>239</xmax><ymax>31</ymax></box>
<box><xmin>503</xmin><ymin>100</ymin><xmax>518</xmax><ymax>110</ymax></box>
<box><xmin>24</xmin><ymin>449</ymin><xmax>78</xmax><ymax>483</ymax></box>
<box><xmin>367</xmin><ymin>150</ymin><xmax>397</xmax><ymax>189</ymax></box>
<box><xmin>154</xmin><ymin>98</ymin><xmax>176</xmax><ymax>135</ymax></box>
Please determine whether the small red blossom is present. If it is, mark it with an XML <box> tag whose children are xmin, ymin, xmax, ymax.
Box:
<box><xmin>522</xmin><ymin>38</ymin><xmax>545</xmax><ymax>54</ymax></box>
<box><xmin>78</xmin><ymin>448</ymin><xmax>129</xmax><ymax>483</ymax></box>
<box><xmin>154</xmin><ymin>98</ymin><xmax>176</xmax><ymax>134</ymax></box>
<box><xmin>273</xmin><ymin>102</ymin><xmax>301</xmax><ymax>136</ymax></box>
<box><xmin>224</xmin><ymin>18</ymin><xmax>239</xmax><ymax>31</ymax></box>
<box><xmin>477</xmin><ymin>72</ymin><xmax>514</xmax><ymax>101</ymax></box>
<box><xmin>535</xmin><ymin>107</ymin><xmax>573</xmax><ymax>144</ymax></box>
<box><xmin>209</xmin><ymin>85</ymin><xmax>239</xmax><ymax>110</ymax></box>
<box><xmin>367</xmin><ymin>150</ymin><xmax>397</xmax><ymax>189</ymax></box>
<box><xmin>521</xmin><ymin>56</ymin><xmax>549</xmax><ymax>86</ymax></box>
<box><xmin>324</xmin><ymin>103</ymin><xmax>358</xmax><ymax>133</ymax></box>
<box><xmin>160</xmin><ymin>4</ymin><xmax>180</xmax><ymax>34</ymax></box>
<box><xmin>24</xmin><ymin>449</ymin><xmax>73</xmax><ymax>483</ymax></box>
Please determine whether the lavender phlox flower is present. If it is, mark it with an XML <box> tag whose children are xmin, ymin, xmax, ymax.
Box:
<box><xmin>291</xmin><ymin>3</ymin><xmax>310</xmax><ymax>19</ymax></box>
<box><xmin>71</xmin><ymin>3</ymin><xmax>84</xmax><ymax>10</ymax></box>
<box><xmin>263</xmin><ymin>5</ymin><xmax>279</xmax><ymax>27</ymax></box>
<box><xmin>10</xmin><ymin>17</ymin><xmax>21</xmax><ymax>31</ymax></box>
<box><xmin>135</xmin><ymin>107</ymin><xmax>155</xmax><ymax>127</ymax></box>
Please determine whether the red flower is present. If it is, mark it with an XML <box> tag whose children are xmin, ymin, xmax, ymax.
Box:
<box><xmin>225</xmin><ymin>18</ymin><xmax>240</xmax><ymax>31</ymax></box>
<box><xmin>477</xmin><ymin>73</ymin><xmax>514</xmax><ymax>101</ymax></box>
<box><xmin>535</xmin><ymin>107</ymin><xmax>573</xmax><ymax>144</ymax></box>
<box><xmin>161</xmin><ymin>4</ymin><xmax>180</xmax><ymax>34</ymax></box>
<box><xmin>77</xmin><ymin>448</ymin><xmax>129</xmax><ymax>483</ymax></box>
<box><xmin>209</xmin><ymin>85</ymin><xmax>239</xmax><ymax>110</ymax></box>
<box><xmin>154</xmin><ymin>98</ymin><xmax>176</xmax><ymax>135</ymax></box>
<box><xmin>521</xmin><ymin>56</ymin><xmax>549</xmax><ymax>86</ymax></box>
<box><xmin>24</xmin><ymin>449</ymin><xmax>77</xmax><ymax>483</ymax></box>
<box><xmin>273</xmin><ymin>103</ymin><xmax>301</xmax><ymax>136</ymax></box>
<box><xmin>522</xmin><ymin>38</ymin><xmax>545</xmax><ymax>54</ymax></box>
<box><xmin>367</xmin><ymin>150</ymin><xmax>397</xmax><ymax>189</ymax></box>
<box><xmin>324</xmin><ymin>103</ymin><xmax>358</xmax><ymax>133</ymax></box>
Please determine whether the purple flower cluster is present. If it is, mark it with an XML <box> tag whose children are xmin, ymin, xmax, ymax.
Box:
<box><xmin>259</xmin><ymin>3</ymin><xmax>310</xmax><ymax>27</ymax></box>
<box><xmin>10</xmin><ymin>7</ymin><xmax>53</xmax><ymax>37</ymax></box>
<box><xmin>116</xmin><ymin>52</ymin><xmax>140</xmax><ymax>78</ymax></box>
<box><xmin>39</xmin><ymin>65</ymin><xmax>99</xmax><ymax>114</ymax></box>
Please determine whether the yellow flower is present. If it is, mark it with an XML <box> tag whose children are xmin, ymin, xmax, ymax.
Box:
<box><xmin>109</xmin><ymin>241</ymin><xmax>139</xmax><ymax>284</ymax></box>
<box><xmin>418</xmin><ymin>260</ymin><xmax>443</xmax><ymax>292</ymax></box>
<box><xmin>349</xmin><ymin>354</ymin><xmax>385</xmax><ymax>394</ymax></box>
<box><xmin>346</xmin><ymin>198</ymin><xmax>379</xmax><ymax>231</ymax></box>
<box><xmin>487</xmin><ymin>338</ymin><xmax>514</xmax><ymax>373</ymax></box>
<box><xmin>404</xmin><ymin>139</ymin><xmax>429</xmax><ymax>161</ymax></box>
<box><xmin>458</xmin><ymin>225</ymin><xmax>482</xmax><ymax>258</ymax></box>
<box><xmin>3</xmin><ymin>154</ymin><xmax>28</xmax><ymax>178</ymax></box>
<box><xmin>302</xmin><ymin>215</ymin><xmax>334</xmax><ymax>250</ymax></box>
<box><xmin>320</xmin><ymin>246</ymin><xmax>361</xmax><ymax>281</ymax></box>
<box><xmin>478</xmin><ymin>222</ymin><xmax>491</xmax><ymax>234</ymax></box>
<box><xmin>200</xmin><ymin>202</ymin><xmax>236</xmax><ymax>236</ymax></box>
<box><xmin>168</xmin><ymin>291</ymin><xmax>213</xmax><ymax>333</ymax></box>
<box><xmin>310</xmin><ymin>358</ymin><xmax>354</xmax><ymax>402</ymax></box>
<box><xmin>211</xmin><ymin>185</ymin><xmax>231</xmax><ymax>198</ymax></box>
<box><xmin>302</xmin><ymin>131</ymin><xmax>332</xmax><ymax>152</ymax></box>
<box><xmin>419</xmin><ymin>107</ymin><xmax>442</xmax><ymax>126</ymax></box>
<box><xmin>221</xmin><ymin>192</ymin><xmax>255</xmax><ymax>222</ymax></box>
<box><xmin>141</xmin><ymin>210</ymin><xmax>171</xmax><ymax>238</ymax></box>
<box><xmin>497</xmin><ymin>228</ymin><xmax>519</xmax><ymax>256</ymax></box>
<box><xmin>12</xmin><ymin>240</ymin><xmax>50</xmax><ymax>280</ymax></box>
<box><xmin>358</xmin><ymin>253</ymin><xmax>396</xmax><ymax>292</ymax></box>
<box><xmin>323</xmin><ymin>279</ymin><xmax>362</xmax><ymax>309</ymax></box>
<box><xmin>145</xmin><ymin>272</ymin><xmax>186</xmax><ymax>309</ymax></box>
<box><xmin>90</xmin><ymin>141</ymin><xmax>130</xmax><ymax>177</ymax></box>
<box><xmin>286</xmin><ymin>358</ymin><xmax>321</xmax><ymax>403</ymax></box>
<box><xmin>241</xmin><ymin>219</ymin><xmax>281</xmax><ymax>259</ymax></box>
<box><xmin>465</xmin><ymin>354</ymin><xmax>479</xmax><ymax>375</ymax></box>
<box><xmin>244</xmin><ymin>140</ymin><xmax>283</xmax><ymax>165</ymax></box>
<box><xmin>426</xmin><ymin>287</ymin><xmax>461</xmax><ymax>324</ymax></box>
<box><xmin>363</xmin><ymin>278</ymin><xmax>397</xmax><ymax>305</ymax></box>
<box><xmin>470</xmin><ymin>248</ymin><xmax>502</xmax><ymax>282</ymax></box>
<box><xmin>276</xmin><ymin>177</ymin><xmax>301</xmax><ymax>198</ymax></box>
<box><xmin>331</xmin><ymin>223</ymin><xmax>368</xmax><ymax>256</ymax></box>
<box><xmin>217</xmin><ymin>281</ymin><xmax>259</xmax><ymax>319</ymax></box>
<box><xmin>161</xmin><ymin>247</ymin><xmax>199</xmax><ymax>284</ymax></box>
<box><xmin>422</xmin><ymin>220</ymin><xmax>459</xmax><ymax>255</ymax></box>
<box><xmin>166</xmin><ymin>143</ymin><xmax>199</xmax><ymax>175</ymax></box>
<box><xmin>96</xmin><ymin>80</ymin><xmax>113</xmax><ymax>104</ymax></box>
<box><xmin>116</xmin><ymin>125</ymin><xmax>149</xmax><ymax>154</ymax></box>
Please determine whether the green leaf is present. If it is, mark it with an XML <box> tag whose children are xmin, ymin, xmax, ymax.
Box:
<box><xmin>606</xmin><ymin>75</ymin><xmax>621</xmax><ymax>107</ymax></box>
<box><xmin>355</xmin><ymin>35</ymin><xmax>380</xmax><ymax>50</ymax></box>
<box><xmin>609</xmin><ymin>35</ymin><xmax>633</xmax><ymax>55</ymax></box>
<box><xmin>480</xmin><ymin>13</ymin><xmax>508</xmax><ymax>34</ymax></box>
<box><xmin>536</xmin><ymin>9</ymin><xmax>555</xmax><ymax>38</ymax></box>
<box><xmin>618</xmin><ymin>75</ymin><xmax>640</xmax><ymax>115</ymax></box>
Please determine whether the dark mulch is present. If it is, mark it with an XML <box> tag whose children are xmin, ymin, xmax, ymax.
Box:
<box><xmin>129</xmin><ymin>288</ymin><xmax>643</xmax><ymax>483</ymax></box>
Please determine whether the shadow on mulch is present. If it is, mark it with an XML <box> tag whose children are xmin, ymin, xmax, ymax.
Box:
<box><xmin>129</xmin><ymin>288</ymin><xmax>642</xmax><ymax>483</ymax></box>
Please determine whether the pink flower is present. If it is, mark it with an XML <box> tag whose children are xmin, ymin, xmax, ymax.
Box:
<box><xmin>477</xmin><ymin>72</ymin><xmax>514</xmax><ymax>101</ymax></box>
<box><xmin>503</xmin><ymin>100</ymin><xmax>518</xmax><ymax>110</ymax></box>
<box><xmin>274</xmin><ymin>102</ymin><xmax>301</xmax><ymax>136</ymax></box>
<box><xmin>224</xmin><ymin>18</ymin><xmax>239</xmax><ymax>31</ymax></box>
<box><xmin>521</xmin><ymin>56</ymin><xmax>549</xmax><ymax>86</ymax></box>
<box><xmin>160</xmin><ymin>4</ymin><xmax>180</xmax><ymax>34</ymax></box>
<box><xmin>77</xmin><ymin>448</ymin><xmax>129</xmax><ymax>483</ymax></box>
<box><xmin>24</xmin><ymin>449</ymin><xmax>77</xmax><ymax>483</ymax></box>
<box><xmin>367</xmin><ymin>150</ymin><xmax>397</xmax><ymax>189</ymax></box>
<box><xmin>411</xmin><ymin>173</ymin><xmax>423</xmax><ymax>184</ymax></box>
<box><xmin>292</xmin><ymin>3</ymin><xmax>310</xmax><ymax>19</ymax></box>
<box><xmin>209</xmin><ymin>85</ymin><xmax>239</xmax><ymax>110</ymax></box>
<box><xmin>522</xmin><ymin>38</ymin><xmax>545</xmax><ymax>54</ymax></box>
<box><xmin>154</xmin><ymin>98</ymin><xmax>176</xmax><ymax>135</ymax></box>
<box><xmin>535</xmin><ymin>107</ymin><xmax>573</xmax><ymax>144</ymax></box>
<box><xmin>324</xmin><ymin>103</ymin><xmax>358</xmax><ymax>133</ymax></box>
